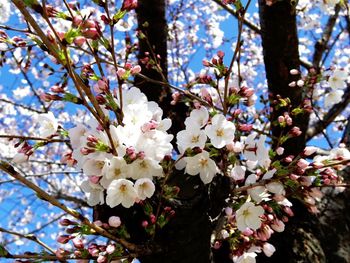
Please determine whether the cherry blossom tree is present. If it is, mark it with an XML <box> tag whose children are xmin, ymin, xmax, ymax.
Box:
<box><xmin>0</xmin><ymin>0</ymin><xmax>349</xmax><ymax>262</ymax></box>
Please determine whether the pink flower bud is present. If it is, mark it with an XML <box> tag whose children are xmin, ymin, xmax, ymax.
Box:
<box><xmin>108</xmin><ymin>216</ymin><xmax>121</xmax><ymax>228</ymax></box>
<box><xmin>131</xmin><ymin>65</ymin><xmax>141</xmax><ymax>75</ymax></box>
<box><xmin>97</xmin><ymin>255</ymin><xmax>107</xmax><ymax>263</ymax></box>
<box><xmin>276</xmin><ymin>147</ymin><xmax>284</xmax><ymax>155</ymax></box>
<box><xmin>289</xmin><ymin>173</ymin><xmax>299</xmax><ymax>180</ymax></box>
<box><xmin>57</xmin><ymin>235</ymin><xmax>71</xmax><ymax>244</ymax></box>
<box><xmin>73</xmin><ymin>36</ymin><xmax>86</xmax><ymax>46</ymax></box>
<box><xmin>263</xmin><ymin>243</ymin><xmax>276</xmax><ymax>257</ymax></box>
<box><xmin>289</xmin><ymin>126</ymin><xmax>302</xmax><ymax>137</ymax></box>
<box><xmin>73</xmin><ymin>238</ymin><xmax>84</xmax><ymax>249</ymax></box>
<box><xmin>106</xmin><ymin>244</ymin><xmax>116</xmax><ymax>254</ymax></box>
<box><xmin>288</xmin><ymin>81</ymin><xmax>296</xmax><ymax>87</ymax></box>
<box><xmin>278</xmin><ymin>116</ymin><xmax>285</xmax><ymax>123</ymax></box>
<box><xmin>202</xmin><ymin>60</ymin><xmax>210</xmax><ymax>67</ymax></box>
<box><xmin>238</xmin><ymin>124</ymin><xmax>253</xmax><ymax>132</ymax></box>
<box><xmin>271</xmin><ymin>219</ymin><xmax>285</xmax><ymax>232</ymax></box>
<box><xmin>225</xmin><ymin>207</ymin><xmax>233</xmax><ymax>216</ymax></box>
<box><xmin>242</xmin><ymin>228</ymin><xmax>254</xmax><ymax>236</ymax></box>
<box><xmin>51</xmin><ymin>85</ymin><xmax>65</xmax><ymax>93</ymax></box>
<box><xmin>283</xmin><ymin>206</ymin><xmax>294</xmax><ymax>217</ymax></box>
<box><xmin>122</xmin><ymin>0</ymin><xmax>138</xmax><ymax>11</ymax></box>
<box><xmin>297</xmin><ymin>159</ymin><xmax>309</xmax><ymax>169</ymax></box>
<box><xmin>303</xmin><ymin>146</ymin><xmax>317</xmax><ymax>156</ymax></box>
<box><xmin>150</xmin><ymin>214</ymin><xmax>156</xmax><ymax>224</ymax></box>
<box><xmin>297</xmin><ymin>80</ymin><xmax>304</xmax><ymax>87</ymax></box>
<box><xmin>289</xmin><ymin>69</ymin><xmax>299</xmax><ymax>75</ymax></box>
<box><xmin>83</xmin><ymin>28</ymin><xmax>100</xmax><ymax>40</ymax></box>
<box><xmin>55</xmin><ymin>248</ymin><xmax>68</xmax><ymax>260</ymax></box>
<box><xmin>59</xmin><ymin>218</ymin><xmax>76</xmax><ymax>226</ymax></box>
<box><xmin>213</xmin><ymin>241</ymin><xmax>221</xmax><ymax>249</ymax></box>
<box><xmin>142</xmin><ymin>220</ymin><xmax>149</xmax><ymax>228</ymax></box>
<box><xmin>73</xmin><ymin>16</ymin><xmax>83</xmax><ymax>27</ymax></box>
<box><xmin>117</xmin><ymin>68</ymin><xmax>126</xmax><ymax>78</ymax></box>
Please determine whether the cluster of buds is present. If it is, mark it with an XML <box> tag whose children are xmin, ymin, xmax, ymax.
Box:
<box><xmin>117</xmin><ymin>63</ymin><xmax>141</xmax><ymax>80</ymax></box>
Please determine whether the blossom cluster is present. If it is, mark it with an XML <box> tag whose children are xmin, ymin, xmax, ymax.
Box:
<box><xmin>68</xmin><ymin>87</ymin><xmax>173</xmax><ymax>208</ymax></box>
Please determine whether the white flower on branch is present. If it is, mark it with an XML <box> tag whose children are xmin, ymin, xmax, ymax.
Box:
<box><xmin>36</xmin><ymin>112</ymin><xmax>58</xmax><ymax>138</ymax></box>
<box><xmin>106</xmin><ymin>179</ymin><xmax>137</xmax><ymax>208</ymax></box>
<box><xmin>205</xmin><ymin>114</ymin><xmax>235</xmax><ymax>149</ymax></box>
<box><xmin>236</xmin><ymin>202</ymin><xmax>264</xmax><ymax>232</ymax></box>
<box><xmin>134</xmin><ymin>178</ymin><xmax>156</xmax><ymax>200</ymax></box>
<box><xmin>185</xmin><ymin>150</ymin><xmax>219</xmax><ymax>184</ymax></box>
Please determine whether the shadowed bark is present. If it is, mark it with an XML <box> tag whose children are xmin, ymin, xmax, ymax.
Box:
<box><xmin>258</xmin><ymin>0</ymin><xmax>309</xmax><ymax>157</ymax></box>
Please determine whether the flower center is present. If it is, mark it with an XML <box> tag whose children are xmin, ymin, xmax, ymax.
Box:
<box><xmin>216</xmin><ymin>129</ymin><xmax>224</xmax><ymax>137</ymax></box>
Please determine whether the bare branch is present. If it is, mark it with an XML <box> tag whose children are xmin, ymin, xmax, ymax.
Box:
<box><xmin>312</xmin><ymin>4</ymin><xmax>341</xmax><ymax>68</ymax></box>
<box><xmin>0</xmin><ymin>98</ymin><xmax>44</xmax><ymax>114</ymax></box>
<box><xmin>0</xmin><ymin>227</ymin><xmax>55</xmax><ymax>254</ymax></box>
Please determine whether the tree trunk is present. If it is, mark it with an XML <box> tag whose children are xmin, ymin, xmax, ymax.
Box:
<box><xmin>258</xmin><ymin>0</ymin><xmax>309</xmax><ymax>156</ymax></box>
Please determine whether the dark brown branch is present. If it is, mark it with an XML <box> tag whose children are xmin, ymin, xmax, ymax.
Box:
<box><xmin>0</xmin><ymin>98</ymin><xmax>44</xmax><ymax>114</ymax></box>
<box><xmin>312</xmin><ymin>4</ymin><xmax>341</xmax><ymax>68</ymax></box>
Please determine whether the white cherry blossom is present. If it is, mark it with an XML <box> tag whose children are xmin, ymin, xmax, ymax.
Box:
<box><xmin>36</xmin><ymin>112</ymin><xmax>58</xmax><ymax>138</ymax></box>
<box><xmin>100</xmin><ymin>157</ymin><xmax>128</xmax><ymax>188</ymax></box>
<box><xmin>328</xmin><ymin>69</ymin><xmax>347</xmax><ymax>90</ymax></box>
<box><xmin>184</xmin><ymin>107</ymin><xmax>209</xmax><ymax>129</ymax></box>
<box><xmin>129</xmin><ymin>158</ymin><xmax>163</xmax><ymax>179</ymax></box>
<box><xmin>236</xmin><ymin>202</ymin><xmax>264</xmax><ymax>232</ymax></box>
<box><xmin>80</xmin><ymin>180</ymin><xmax>105</xmax><ymax>206</ymax></box>
<box><xmin>106</xmin><ymin>179</ymin><xmax>138</xmax><ymax>208</ymax></box>
<box><xmin>324</xmin><ymin>90</ymin><xmax>343</xmax><ymax>108</ymax></box>
<box><xmin>205</xmin><ymin>114</ymin><xmax>235</xmax><ymax>148</ymax></box>
<box><xmin>185</xmin><ymin>150</ymin><xmax>218</xmax><ymax>184</ymax></box>
<box><xmin>134</xmin><ymin>178</ymin><xmax>156</xmax><ymax>200</ymax></box>
<box><xmin>176</xmin><ymin>128</ymin><xmax>207</xmax><ymax>153</ymax></box>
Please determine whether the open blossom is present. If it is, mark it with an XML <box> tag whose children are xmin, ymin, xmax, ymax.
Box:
<box><xmin>100</xmin><ymin>157</ymin><xmax>128</xmax><ymax>188</ymax></box>
<box><xmin>245</xmin><ymin>174</ymin><xmax>270</xmax><ymax>203</ymax></box>
<box><xmin>328</xmin><ymin>69</ymin><xmax>347</xmax><ymax>89</ymax></box>
<box><xmin>184</xmin><ymin>107</ymin><xmax>209</xmax><ymax>129</ymax></box>
<box><xmin>185</xmin><ymin>150</ymin><xmax>219</xmax><ymax>184</ymax></box>
<box><xmin>37</xmin><ymin>112</ymin><xmax>58</xmax><ymax>138</ymax></box>
<box><xmin>134</xmin><ymin>178</ymin><xmax>155</xmax><ymax>200</ymax></box>
<box><xmin>236</xmin><ymin>202</ymin><xmax>264</xmax><ymax>232</ymax></box>
<box><xmin>205</xmin><ymin>114</ymin><xmax>235</xmax><ymax>148</ymax></box>
<box><xmin>106</xmin><ymin>179</ymin><xmax>137</xmax><ymax>208</ymax></box>
<box><xmin>231</xmin><ymin>165</ymin><xmax>246</xmax><ymax>181</ymax></box>
<box><xmin>176</xmin><ymin>128</ymin><xmax>207</xmax><ymax>153</ymax></box>
<box><xmin>82</xmin><ymin>158</ymin><xmax>107</xmax><ymax>176</ymax></box>
<box><xmin>324</xmin><ymin>90</ymin><xmax>343</xmax><ymax>108</ymax></box>
<box><xmin>242</xmin><ymin>134</ymin><xmax>270</xmax><ymax>168</ymax></box>
<box><xmin>80</xmin><ymin>180</ymin><xmax>104</xmax><ymax>206</ymax></box>
<box><xmin>129</xmin><ymin>157</ymin><xmax>163</xmax><ymax>179</ymax></box>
